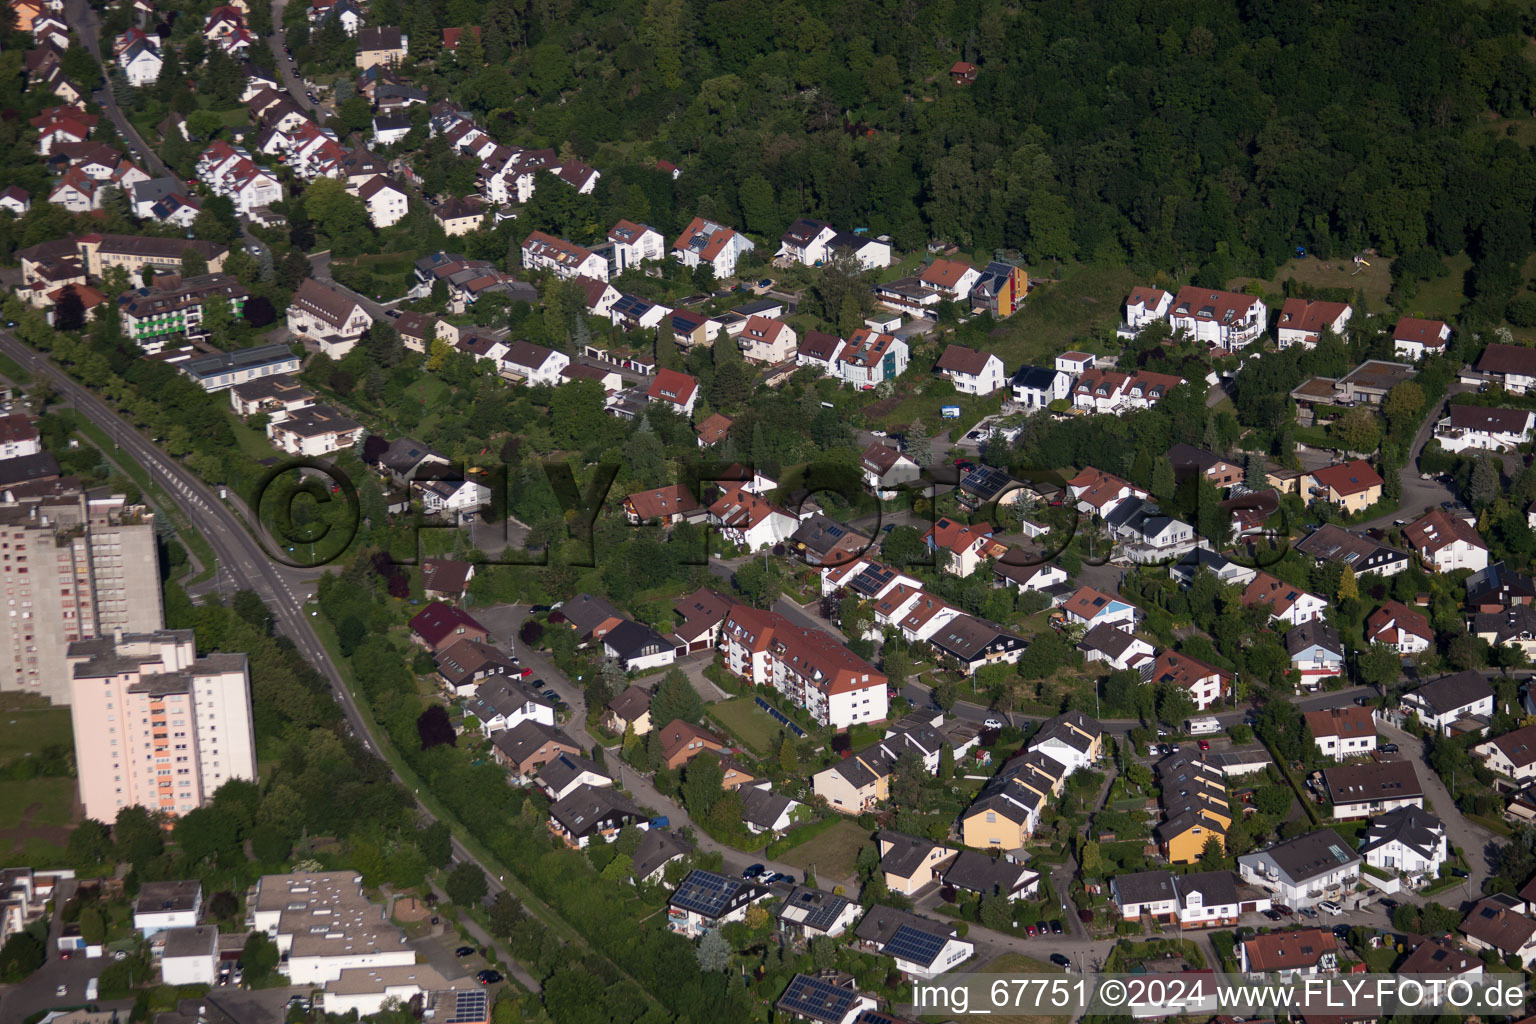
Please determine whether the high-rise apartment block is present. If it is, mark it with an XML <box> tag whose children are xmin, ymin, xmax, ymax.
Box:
<box><xmin>67</xmin><ymin>629</ymin><xmax>256</xmax><ymax>821</ymax></box>
<box><xmin>0</xmin><ymin>490</ymin><xmax>163</xmax><ymax>703</ymax></box>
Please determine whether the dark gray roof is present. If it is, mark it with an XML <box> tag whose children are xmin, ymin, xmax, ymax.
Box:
<box><xmin>942</xmin><ymin>850</ymin><xmax>1036</xmax><ymax>896</ymax></box>
<box><xmin>630</xmin><ymin>829</ymin><xmax>691</xmax><ymax>881</ymax></box>
<box><xmin>561</xmin><ymin>593</ymin><xmax>623</xmax><ymax>636</ymax></box>
<box><xmin>1286</xmin><ymin>619</ymin><xmax>1342</xmax><ymax>656</ymax></box>
<box><xmin>774</xmin><ymin>885</ymin><xmax>855</xmax><ymax>933</ymax></box>
<box><xmin>1009</xmin><ymin>365</ymin><xmax>1060</xmax><ymax>391</ymax></box>
<box><xmin>1323</xmin><ymin>760</ymin><xmax>1422</xmax><ymax>805</ymax></box>
<box><xmin>136</xmin><ymin>880</ymin><xmax>201</xmax><ymax>914</ymax></box>
<box><xmin>1408</xmin><ymin>670</ymin><xmax>1495</xmax><ymax>715</ymax></box>
<box><xmin>853</xmin><ymin>904</ymin><xmax>955</xmax><ymax>965</ymax></box>
<box><xmin>740</xmin><ymin>787</ymin><xmax>796</xmax><ymax>829</ymax></box>
<box><xmin>1176</xmin><ymin>869</ymin><xmax>1239</xmax><ymax>907</ymax></box>
<box><xmin>1112</xmin><ymin>869</ymin><xmax>1176</xmax><ymax>907</ymax></box>
<box><xmin>1259</xmin><ymin>829</ymin><xmax>1361</xmax><ymax>883</ymax></box>
<box><xmin>377</xmin><ymin>436</ymin><xmax>446</xmax><ymax>474</ymax></box>
<box><xmin>1466</xmin><ymin>562</ymin><xmax>1536</xmax><ymax>605</ymax></box>
<box><xmin>162</xmin><ymin>925</ymin><xmax>217</xmax><ymax>959</ymax></box>
<box><xmin>491</xmin><ymin>720</ymin><xmax>575</xmax><ymax>765</ymax></box>
<box><xmin>602</xmin><ymin>619</ymin><xmax>671</xmax><ymax>661</ymax></box>
<box><xmin>1359</xmin><ymin>805</ymin><xmax>1445</xmax><ymax>861</ymax></box>
<box><xmin>928</xmin><ymin>614</ymin><xmax>1025</xmax><ymax>663</ymax></box>
<box><xmin>669</xmin><ymin>869</ymin><xmax>766</xmax><ymax>919</ymax></box>
<box><xmin>0</xmin><ymin>452</ymin><xmax>59</xmax><ymax>486</ymax></box>
<box><xmin>536</xmin><ymin>751</ymin><xmax>610</xmax><ymax>794</ymax></box>
<box><xmin>547</xmin><ymin>783</ymin><xmax>643</xmax><ymax>837</ymax></box>
<box><xmin>1028</xmin><ymin>710</ymin><xmax>1103</xmax><ymax>755</ymax></box>
<box><xmin>877</xmin><ymin>831</ymin><xmax>945</xmax><ymax>879</ymax></box>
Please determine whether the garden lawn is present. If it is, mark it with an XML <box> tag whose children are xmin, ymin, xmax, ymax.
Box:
<box><xmin>1231</xmin><ymin>254</ymin><xmax>1393</xmax><ymax>310</ymax></box>
<box><xmin>707</xmin><ymin>697</ymin><xmax>785</xmax><ymax>755</ymax></box>
<box><xmin>0</xmin><ymin>778</ymin><xmax>76</xmax><ymax>827</ymax></box>
<box><xmin>984</xmin><ymin>262</ymin><xmax>1140</xmax><ymax>368</ymax></box>
<box><xmin>967</xmin><ymin>954</ymin><xmax>1072</xmax><ymax>1024</ymax></box>
<box><xmin>0</xmin><ymin>699</ymin><xmax>71</xmax><ymax>763</ymax></box>
<box><xmin>774</xmin><ymin>819</ymin><xmax>873</xmax><ymax>882</ymax></box>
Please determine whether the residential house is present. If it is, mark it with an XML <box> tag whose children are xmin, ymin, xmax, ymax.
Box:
<box><xmin>1104</xmin><ymin>497</ymin><xmax>1195</xmax><ymax>560</ymax></box>
<box><xmin>1404</xmin><ymin>507</ymin><xmax>1489</xmax><ymax>572</ymax></box>
<box><xmin>1476</xmin><ymin>723</ymin><xmax>1536</xmax><ymax>787</ymax></box>
<box><xmin>1302</xmin><ymin>460</ymin><xmax>1384</xmax><ymax>513</ymax></box>
<box><xmin>877</xmin><ymin>831</ymin><xmax>957</xmax><ymax>896</ymax></box>
<box><xmin>992</xmin><ymin>557</ymin><xmax>1070</xmax><ymax>596</ymax></box>
<box><xmin>654</xmin><ymin>719</ymin><xmax>727</xmax><ymax>771</ymax></box>
<box><xmin>934</xmin><ymin>344</ymin><xmax>1006</xmax><ymax>395</ymax></box>
<box><xmin>667</xmin><ymin>869</ymin><xmax>770</xmax><ymax>937</ymax></box>
<box><xmin>1276</xmin><ymin>298</ymin><xmax>1352</xmax><ymax>350</ymax></box>
<box><xmin>117</xmin><ymin>273</ymin><xmax>250</xmax><ymax>350</ymax></box>
<box><xmin>356</xmin><ymin>176</ymin><xmax>409</xmax><ymax>228</ymax></box>
<box><xmin>1123</xmin><ymin>286</ymin><xmax>1173</xmax><ymax>332</ymax></box>
<box><xmin>923</xmin><ymin>517</ymin><xmax>1006</xmax><ymax>577</ymax></box>
<box><xmin>775</xmin><ymin>972</ymin><xmax>874</xmax><ymax>1024</ymax></box>
<box><xmin>370</xmin><ymin>112</ymin><xmax>411</xmax><ymax>147</ymax></box>
<box><xmin>958</xmin><ymin>757</ymin><xmax>1056</xmax><ymax>849</ymax></box>
<box><xmin>607</xmin><ymin>220</ymin><xmax>665</xmax><ymax>273</ymax></box>
<box><xmin>1110</xmin><ymin>870</ymin><xmax>1178</xmax><ymax>922</ymax></box>
<box><xmin>490</xmin><ymin>720</ymin><xmax>579</xmax><ymax>778</ymax></box>
<box><xmin>1305</xmin><ymin>706</ymin><xmax>1377</xmax><ymax>760</ymax></box>
<box><xmin>355</xmin><ymin>26</ymin><xmax>408</xmax><ymax>68</ymax></box>
<box><xmin>812</xmin><ymin>749</ymin><xmax>890</xmax><ymax>814</ymax></box>
<box><xmin>602</xmin><ymin>620</ymin><xmax>676</xmax><ymax>673</ymax></box>
<box><xmin>1066</xmin><ymin>466</ymin><xmax>1148</xmax><ymax>519</ymax></box>
<box><xmin>0</xmin><ymin>185</ymin><xmax>32</xmax><ymax>216</ymax></box>
<box><xmin>561</xmin><ymin>594</ymin><xmax>625</xmax><ymax>642</ymax></box>
<box><xmin>1460</xmin><ymin>894</ymin><xmax>1536</xmax><ymax>965</ymax></box>
<box><xmin>1169</xmin><ymin>548</ymin><xmax>1258</xmax><ymax>588</ymax></box>
<box><xmin>1167</xmin><ymin>443</ymin><xmax>1244</xmax><ymax>489</ymax></box>
<box><xmin>1237</xmin><ymin>829</ymin><xmax>1362</xmax><ymax>909</ymax></box>
<box><xmin>1009</xmin><ymin>364</ymin><xmax>1073</xmax><ymax>409</ymax></box>
<box><xmin>853</xmin><ymin>905</ymin><xmax>973</xmax><ymax>979</ymax></box>
<box><xmin>134</xmin><ymin>881</ymin><xmax>203</xmax><ymax>936</ymax></box>
<box><xmin>885</xmin><ymin>589</ymin><xmax>964</xmax><ymax>644</ymax></box>
<box><xmin>118</xmin><ymin>38</ymin><xmax>162</xmax><ymax>86</ymax></box>
<box><xmin>708</xmin><ymin>486</ymin><xmax>798</xmax><ymax>552</ymax></box>
<box><xmin>1337</xmin><ymin>359</ymin><xmax>1418</xmax><ymax>405</ymax></box>
<box><xmin>1472</xmin><ymin>604</ymin><xmax>1536</xmax><ymax>656</ymax></box>
<box><xmin>1242</xmin><ymin>572</ymin><xmax>1328</xmax><ymax>626</ymax></box>
<box><xmin>1397</xmin><ymin>935</ymin><xmax>1484</xmax><ymax>978</ymax></box>
<box><xmin>1393</xmin><ymin>318</ymin><xmax>1451</xmax><ymax>361</ymax></box>
<box><xmin>775</xmin><ymin>887</ymin><xmax>860</xmax><ymax>942</ymax></box>
<box><xmin>602</xmin><ymin>686</ymin><xmax>653</xmax><ymax>737</ymax></box>
<box><xmin>435</xmin><ymin>639</ymin><xmax>517</xmax><ymax>697</ymax></box>
<box><xmin>420</xmin><ymin>558</ymin><xmax>475</xmax><ymax>601</ymax></box>
<box><xmin>463</xmin><ymin>677</ymin><xmax>553</xmax><ymax>735</ymax></box>
<box><xmin>535</xmin><ymin>752</ymin><xmax>611</xmax><ymax>802</ymax></box>
<box><xmin>718</xmin><ymin>604</ymin><xmax>888</xmax><ymax>729</ymax></box>
<box><xmin>552</xmin><ymin>160</ymin><xmax>600</xmax><ymax>194</ymax></box>
<box><xmin>1434</xmin><ymin>405</ymin><xmax>1535</xmax><ymax>454</ymax></box>
<box><xmin>1238</xmin><ymin>928</ymin><xmax>1339</xmax><ymax>978</ymax></box>
<box><xmin>740</xmin><ymin>788</ymin><xmax>802</xmax><ymax>836</ymax></box>
<box><xmin>968</xmin><ymin>261</ymin><xmax>1028</xmax><ymax>317</ymax></box>
<box><xmin>1366</xmin><ymin>600</ymin><xmax>1434</xmax><ymax>654</ymax></box>
<box><xmin>623</xmin><ymin>484</ymin><xmax>700</xmax><ymax>526</ymax></box>
<box><xmin>835</xmin><ymin>328</ymin><xmax>907</xmax><ymax>388</ymax></box>
<box><xmin>161</xmin><ymin>926</ymin><xmax>218</xmax><ymax>985</ymax></box>
<box><xmin>268</xmin><ymin>405</ymin><xmax>365</xmax><ymax>457</ymax></box>
<box><xmin>1027</xmin><ymin>710</ymin><xmax>1103</xmax><ymax>774</ymax></box>
<box><xmin>1467</xmin><ymin>562</ymin><xmax>1536</xmax><ymax>612</ymax></box>
<box><xmin>501</xmin><ymin>341</ymin><xmax>569</xmax><ymax>386</ymax></box>
<box><xmin>927</xmin><ymin>615</ymin><xmax>1026</xmax><ymax>675</ymax></box>
<box><xmin>790</xmin><ymin>514</ymin><xmax>871</xmax><ymax>568</ymax></box>
<box><xmin>1142</xmin><ymin>648</ymin><xmax>1230</xmax><ymax>712</ymax></box>
<box><xmin>1323</xmin><ymin>760</ymin><xmax>1424</xmax><ymax>820</ymax></box>
<box><xmin>949</xmin><ymin>60</ymin><xmax>978</xmax><ymax>84</ymax></box>
<box><xmin>919</xmin><ymin>259</ymin><xmax>980</xmax><ymax>298</ymax></box>
<box><xmin>671</xmin><ymin>309</ymin><xmax>719</xmax><ymax>350</ymax></box>
<box><xmin>1400</xmin><ymin>670</ymin><xmax>1496</xmax><ymax>734</ymax></box>
<box><xmin>548</xmin><ymin>784</ymin><xmax>646</xmax><ymax>848</ymax></box>
<box><xmin>671</xmin><ymin>217</ymin><xmax>755</xmax><ymax>278</ymax></box>
<box><xmin>285</xmin><ymin>277</ymin><xmax>373</xmax><ymax>358</ymax></box>
<box><xmin>1059</xmin><ymin>585</ymin><xmax>1140</xmax><ymax>631</ymax></box>
<box><xmin>1293</xmin><ymin>524</ymin><xmax>1409</xmax><ymax>578</ymax></box>
<box><xmin>435</xmin><ymin>197</ymin><xmax>485</xmax><ymax>237</ymax></box>
<box><xmin>1078</xmin><ymin>622</ymin><xmax>1156</xmax><ymax>671</ymax></box>
<box><xmin>1474</xmin><ymin>342</ymin><xmax>1536</xmax><ymax>394</ymax></box>
<box><xmin>646</xmin><ymin>368</ymin><xmax>699</xmax><ymax>416</ymax></box>
<box><xmin>942</xmin><ymin>851</ymin><xmax>1039</xmax><ymax>902</ymax></box>
<box><xmin>776</xmin><ymin>219</ymin><xmax>838</xmax><ymax>265</ymax></box>
<box><xmin>407</xmin><ymin>601</ymin><xmax>488</xmax><ymax>652</ymax></box>
<box><xmin>670</xmin><ymin>587</ymin><xmax>732</xmax><ymax>654</ymax></box>
<box><xmin>521</xmin><ymin>231</ymin><xmax>608</xmax><ymax>281</ymax></box>
<box><xmin>171</xmin><ymin>342</ymin><xmax>298</xmax><ymax>391</ymax></box>
<box><xmin>630</xmin><ymin>829</ymin><xmax>690</xmax><ymax>885</ymax></box>
<box><xmin>1166</xmin><ymin>287</ymin><xmax>1268</xmax><ymax>349</ymax></box>
<box><xmin>1359</xmin><ymin>806</ymin><xmax>1448</xmax><ymax>881</ymax></box>
<box><xmin>858</xmin><ymin>442</ymin><xmax>920</xmax><ymax>498</ymax></box>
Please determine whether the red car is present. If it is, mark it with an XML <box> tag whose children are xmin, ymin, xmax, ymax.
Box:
<box><xmin>1025</xmin><ymin>925</ymin><xmax>1037</xmax><ymax>937</ymax></box>
<box><xmin>1199</xmin><ymin>739</ymin><xmax>1210</xmax><ymax>750</ymax></box>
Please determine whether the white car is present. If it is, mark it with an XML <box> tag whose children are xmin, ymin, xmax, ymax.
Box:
<box><xmin>871</xmin><ymin>430</ymin><xmax>887</xmax><ymax>438</ymax></box>
<box><xmin>1318</xmin><ymin>900</ymin><xmax>1342</xmax><ymax>916</ymax></box>
<box><xmin>56</xmin><ymin>984</ymin><xmax>67</xmax><ymax>997</ymax></box>
<box><xmin>983</xmin><ymin>716</ymin><xmax>1005</xmax><ymax>730</ymax></box>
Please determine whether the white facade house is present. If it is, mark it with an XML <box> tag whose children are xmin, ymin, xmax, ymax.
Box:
<box><xmin>1433</xmin><ymin>406</ymin><xmax>1535</xmax><ymax>454</ymax></box>
<box><xmin>737</xmin><ymin>316</ymin><xmax>797</xmax><ymax>364</ymax></box>
<box><xmin>356</xmin><ymin>176</ymin><xmax>409</xmax><ymax>228</ymax></box>
<box><xmin>286</xmin><ymin>278</ymin><xmax>373</xmax><ymax>358</ymax></box>
<box><xmin>160</xmin><ymin>926</ymin><xmax>218</xmax><ymax>985</ymax></box>
<box><xmin>1404</xmin><ymin>508</ymin><xmax>1490</xmax><ymax>573</ymax></box>
<box><xmin>934</xmin><ymin>344</ymin><xmax>1006</xmax><ymax>395</ymax></box>
<box><xmin>1237</xmin><ymin>830</ymin><xmax>1362</xmax><ymax>909</ymax></box>
<box><xmin>1393</xmin><ymin>318</ymin><xmax>1451</xmax><ymax>361</ymax></box>
<box><xmin>501</xmin><ymin>340</ymin><xmax>570</xmax><ymax>386</ymax></box>
<box><xmin>607</xmin><ymin>220</ymin><xmax>665</xmax><ymax>273</ymax></box>
<box><xmin>133</xmin><ymin>881</ymin><xmax>203</xmax><ymax>937</ymax></box>
<box><xmin>1275</xmin><ymin>298</ymin><xmax>1353</xmax><ymax>350</ymax></box>
<box><xmin>1475</xmin><ymin>723</ymin><xmax>1536</xmax><ymax>785</ymax></box>
<box><xmin>268</xmin><ymin>405</ymin><xmax>365</xmax><ymax>457</ymax></box>
<box><xmin>1400</xmin><ymin>671</ymin><xmax>1495</xmax><ymax>735</ymax></box>
<box><xmin>1359</xmin><ymin>806</ymin><xmax>1448</xmax><ymax>881</ymax></box>
<box><xmin>1167</xmin><ymin>287</ymin><xmax>1267</xmax><ymax>349</ymax></box>
<box><xmin>720</xmin><ymin>605</ymin><xmax>888</xmax><ymax>730</ymax></box>
<box><xmin>417</xmin><ymin>478</ymin><xmax>492</xmax><ymax>517</ymax></box>
<box><xmin>1123</xmin><ymin>287</ymin><xmax>1172</xmax><ymax>331</ymax></box>
<box><xmin>118</xmin><ymin>40</ymin><xmax>163</xmax><ymax>86</ymax></box>
<box><xmin>1304</xmin><ymin>707</ymin><xmax>1378</xmax><ymax>760</ymax></box>
<box><xmin>672</xmin><ymin>217</ymin><xmax>755</xmax><ymax>279</ymax></box>
<box><xmin>521</xmin><ymin>231</ymin><xmax>609</xmax><ymax>281</ymax></box>
<box><xmin>1009</xmin><ymin>364</ymin><xmax>1073</xmax><ymax>408</ymax></box>
<box><xmin>1025</xmin><ymin>710</ymin><xmax>1102</xmax><ymax>775</ymax></box>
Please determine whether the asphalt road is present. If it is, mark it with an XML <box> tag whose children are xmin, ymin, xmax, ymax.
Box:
<box><xmin>265</xmin><ymin>0</ymin><xmax>315</xmax><ymax>111</ymax></box>
<box><xmin>0</xmin><ymin>330</ymin><xmax>538</xmax><ymax>985</ymax></box>
<box><xmin>1356</xmin><ymin>386</ymin><xmax>1468</xmax><ymax>531</ymax></box>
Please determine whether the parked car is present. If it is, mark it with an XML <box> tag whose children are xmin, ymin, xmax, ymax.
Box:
<box><xmin>477</xmin><ymin>970</ymin><xmax>502</xmax><ymax>984</ymax></box>
<box><xmin>871</xmin><ymin>430</ymin><xmax>887</xmax><ymax>438</ymax></box>
<box><xmin>1050</xmin><ymin>953</ymin><xmax>1072</xmax><ymax>968</ymax></box>
<box><xmin>1274</xmin><ymin>904</ymin><xmax>1295</xmax><ymax>916</ymax></box>
<box><xmin>1380</xmin><ymin>743</ymin><xmax>1399</xmax><ymax>753</ymax></box>
<box><xmin>984</xmin><ymin>716</ymin><xmax>1005</xmax><ymax>730</ymax></box>
<box><xmin>1333</xmin><ymin>924</ymin><xmax>1352</xmax><ymax>938</ymax></box>
<box><xmin>1024</xmin><ymin>925</ymin><xmax>1037</xmax><ymax>937</ymax></box>
<box><xmin>1300</xmin><ymin>907</ymin><xmax>1319</xmax><ymax>919</ymax></box>
<box><xmin>1198</xmin><ymin>740</ymin><xmax>1210</xmax><ymax>750</ymax></box>
<box><xmin>1318</xmin><ymin>900</ymin><xmax>1342</xmax><ymax>916</ymax></box>
<box><xmin>455</xmin><ymin>946</ymin><xmax>476</xmax><ymax>957</ymax></box>
<box><xmin>1354</xmin><ymin>696</ymin><xmax>1372</xmax><ymax>706</ymax></box>
<box><xmin>542</xmin><ymin>690</ymin><xmax>560</xmax><ymax>702</ymax></box>
<box><xmin>1049</xmin><ymin>920</ymin><xmax>1063</xmax><ymax>934</ymax></box>
<box><xmin>1262</xmin><ymin>909</ymin><xmax>1282</xmax><ymax>921</ymax></box>
<box><xmin>742</xmin><ymin>864</ymin><xmax>766</xmax><ymax>879</ymax></box>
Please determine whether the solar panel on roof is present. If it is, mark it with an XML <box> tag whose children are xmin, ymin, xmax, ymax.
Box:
<box><xmin>779</xmin><ymin>975</ymin><xmax>859</xmax><ymax>1021</ymax></box>
<box><xmin>883</xmin><ymin>923</ymin><xmax>947</xmax><ymax>966</ymax></box>
<box><xmin>671</xmin><ymin>871</ymin><xmax>738</xmax><ymax>917</ymax></box>
<box><xmin>445</xmin><ymin>990</ymin><xmax>489</xmax><ymax>1024</ymax></box>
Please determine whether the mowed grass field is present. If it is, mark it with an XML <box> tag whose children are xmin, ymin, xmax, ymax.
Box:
<box><xmin>0</xmin><ymin>779</ymin><xmax>76</xmax><ymax>828</ymax></box>
<box><xmin>0</xmin><ymin>697</ymin><xmax>72</xmax><ymax>764</ymax></box>
<box><xmin>774</xmin><ymin>819</ymin><xmax>872</xmax><ymax>883</ymax></box>
<box><xmin>1231</xmin><ymin>254</ymin><xmax>1392</xmax><ymax>309</ymax></box>
<box><xmin>985</xmin><ymin>263</ymin><xmax>1139</xmax><ymax>368</ymax></box>
<box><xmin>707</xmin><ymin>697</ymin><xmax>784</xmax><ymax>755</ymax></box>
<box><xmin>957</xmin><ymin>954</ymin><xmax>1073</xmax><ymax>1024</ymax></box>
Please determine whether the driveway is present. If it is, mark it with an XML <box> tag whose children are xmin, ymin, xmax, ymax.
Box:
<box><xmin>1377</xmin><ymin>719</ymin><xmax>1494</xmax><ymax>898</ymax></box>
<box><xmin>1356</xmin><ymin>386</ymin><xmax>1469</xmax><ymax>531</ymax></box>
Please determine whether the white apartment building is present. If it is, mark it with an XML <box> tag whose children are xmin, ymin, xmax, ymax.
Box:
<box><xmin>67</xmin><ymin>629</ymin><xmax>256</xmax><ymax>821</ymax></box>
<box><xmin>251</xmin><ymin>871</ymin><xmax>415</xmax><ymax>986</ymax></box>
